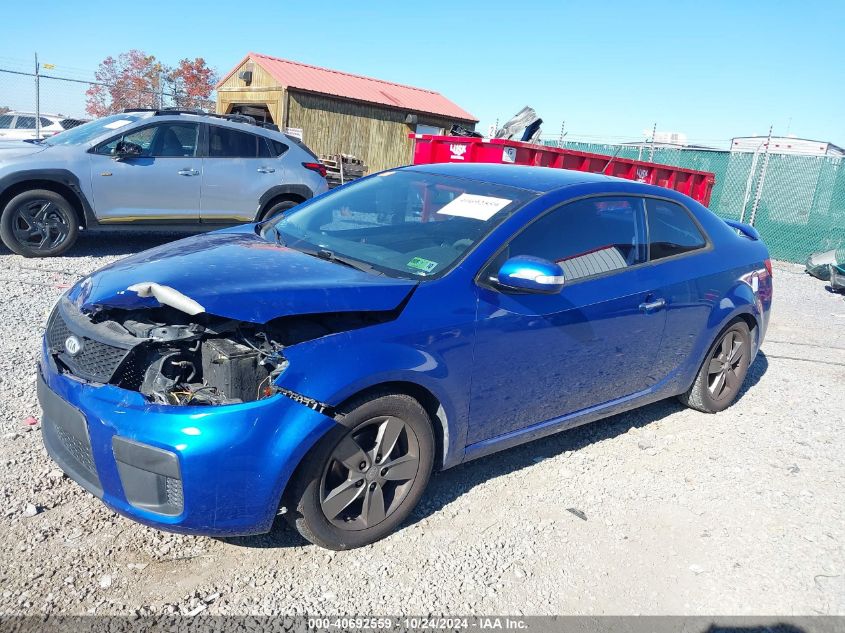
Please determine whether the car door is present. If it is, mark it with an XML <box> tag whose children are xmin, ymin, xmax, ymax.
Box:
<box><xmin>641</xmin><ymin>197</ymin><xmax>713</xmax><ymax>381</ymax></box>
<box><xmin>88</xmin><ymin>121</ymin><xmax>201</xmax><ymax>223</ymax></box>
<box><xmin>466</xmin><ymin>195</ymin><xmax>668</xmax><ymax>445</ymax></box>
<box><xmin>200</xmin><ymin>125</ymin><xmax>278</xmax><ymax>223</ymax></box>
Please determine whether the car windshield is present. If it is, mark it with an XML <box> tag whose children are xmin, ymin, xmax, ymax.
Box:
<box><xmin>261</xmin><ymin>170</ymin><xmax>534</xmax><ymax>279</ymax></box>
<box><xmin>43</xmin><ymin>113</ymin><xmax>142</xmax><ymax>146</ymax></box>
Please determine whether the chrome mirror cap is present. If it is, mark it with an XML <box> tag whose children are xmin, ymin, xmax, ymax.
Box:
<box><xmin>497</xmin><ymin>255</ymin><xmax>565</xmax><ymax>294</ymax></box>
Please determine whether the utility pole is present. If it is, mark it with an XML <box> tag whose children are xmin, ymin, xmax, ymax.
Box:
<box><xmin>558</xmin><ymin>121</ymin><xmax>566</xmax><ymax>148</ymax></box>
<box><xmin>159</xmin><ymin>71</ymin><xmax>164</xmax><ymax>109</ymax></box>
<box><xmin>34</xmin><ymin>53</ymin><xmax>41</xmax><ymax>140</ymax></box>
<box><xmin>648</xmin><ymin>122</ymin><xmax>657</xmax><ymax>162</ymax></box>
<box><xmin>749</xmin><ymin>124</ymin><xmax>773</xmax><ymax>227</ymax></box>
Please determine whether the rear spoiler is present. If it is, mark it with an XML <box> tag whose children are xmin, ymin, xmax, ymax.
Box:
<box><xmin>723</xmin><ymin>219</ymin><xmax>760</xmax><ymax>241</ymax></box>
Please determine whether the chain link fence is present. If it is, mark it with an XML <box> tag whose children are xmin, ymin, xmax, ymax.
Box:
<box><xmin>543</xmin><ymin>140</ymin><xmax>844</xmax><ymax>263</ymax></box>
<box><xmin>0</xmin><ymin>67</ymin><xmax>208</xmax><ymax>135</ymax></box>
<box><xmin>2</xmin><ymin>63</ymin><xmax>841</xmax><ymax>264</ymax></box>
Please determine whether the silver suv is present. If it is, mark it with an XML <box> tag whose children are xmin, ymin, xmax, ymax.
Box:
<box><xmin>0</xmin><ymin>109</ymin><xmax>329</xmax><ymax>257</ymax></box>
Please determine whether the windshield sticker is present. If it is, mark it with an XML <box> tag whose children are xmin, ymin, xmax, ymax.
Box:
<box><xmin>407</xmin><ymin>257</ymin><xmax>438</xmax><ymax>273</ymax></box>
<box><xmin>436</xmin><ymin>194</ymin><xmax>512</xmax><ymax>221</ymax></box>
<box><xmin>104</xmin><ymin>119</ymin><xmax>133</xmax><ymax>129</ymax></box>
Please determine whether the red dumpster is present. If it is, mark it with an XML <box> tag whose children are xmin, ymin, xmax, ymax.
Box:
<box><xmin>409</xmin><ymin>134</ymin><xmax>716</xmax><ymax>206</ymax></box>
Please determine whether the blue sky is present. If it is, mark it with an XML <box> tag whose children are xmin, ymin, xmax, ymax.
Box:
<box><xmin>1</xmin><ymin>0</ymin><xmax>843</xmax><ymax>147</ymax></box>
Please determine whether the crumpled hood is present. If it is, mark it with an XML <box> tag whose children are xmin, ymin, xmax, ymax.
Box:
<box><xmin>67</xmin><ymin>229</ymin><xmax>418</xmax><ymax>323</ymax></box>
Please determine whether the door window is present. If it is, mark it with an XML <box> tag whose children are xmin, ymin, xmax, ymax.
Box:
<box><xmin>645</xmin><ymin>199</ymin><xmax>706</xmax><ymax>260</ymax></box>
<box><xmin>15</xmin><ymin>116</ymin><xmax>37</xmax><ymax>129</ymax></box>
<box><xmin>0</xmin><ymin>115</ymin><xmax>13</xmax><ymax>128</ymax></box>
<box><xmin>491</xmin><ymin>196</ymin><xmax>648</xmax><ymax>283</ymax></box>
<box><xmin>94</xmin><ymin>123</ymin><xmax>199</xmax><ymax>157</ymax></box>
<box><xmin>208</xmin><ymin>126</ymin><xmax>267</xmax><ymax>158</ymax></box>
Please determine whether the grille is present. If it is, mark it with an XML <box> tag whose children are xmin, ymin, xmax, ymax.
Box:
<box><xmin>53</xmin><ymin>422</ymin><xmax>96</xmax><ymax>477</ymax></box>
<box><xmin>46</xmin><ymin>310</ymin><xmax>131</xmax><ymax>383</ymax></box>
<box><xmin>46</xmin><ymin>310</ymin><xmax>71</xmax><ymax>350</ymax></box>
<box><xmin>67</xmin><ymin>340</ymin><xmax>128</xmax><ymax>381</ymax></box>
<box><xmin>165</xmin><ymin>477</ymin><xmax>184</xmax><ymax>508</ymax></box>
<box><xmin>113</xmin><ymin>353</ymin><xmax>147</xmax><ymax>388</ymax></box>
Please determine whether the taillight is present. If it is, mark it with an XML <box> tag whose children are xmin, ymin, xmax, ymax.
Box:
<box><xmin>764</xmin><ymin>259</ymin><xmax>772</xmax><ymax>276</ymax></box>
<box><xmin>303</xmin><ymin>162</ymin><xmax>327</xmax><ymax>178</ymax></box>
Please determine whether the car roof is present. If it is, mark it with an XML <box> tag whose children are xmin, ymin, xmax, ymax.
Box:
<box><xmin>404</xmin><ymin>162</ymin><xmax>615</xmax><ymax>193</ymax></box>
<box><xmin>133</xmin><ymin>111</ymin><xmax>311</xmax><ymax>148</ymax></box>
<box><xmin>7</xmin><ymin>111</ymin><xmax>63</xmax><ymax>118</ymax></box>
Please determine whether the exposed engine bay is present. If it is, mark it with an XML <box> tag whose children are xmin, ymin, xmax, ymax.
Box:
<box><xmin>47</xmin><ymin>297</ymin><xmax>392</xmax><ymax>407</ymax></box>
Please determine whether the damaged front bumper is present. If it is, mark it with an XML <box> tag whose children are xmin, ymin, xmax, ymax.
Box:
<box><xmin>37</xmin><ymin>339</ymin><xmax>339</xmax><ymax>536</ymax></box>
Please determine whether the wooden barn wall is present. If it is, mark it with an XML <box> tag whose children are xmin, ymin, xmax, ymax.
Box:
<box><xmin>286</xmin><ymin>90</ymin><xmax>473</xmax><ymax>173</ymax></box>
<box><xmin>216</xmin><ymin>58</ymin><xmax>284</xmax><ymax>124</ymax></box>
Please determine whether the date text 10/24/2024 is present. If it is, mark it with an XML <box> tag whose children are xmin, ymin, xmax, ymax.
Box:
<box><xmin>307</xmin><ymin>617</ymin><xmax>529</xmax><ymax>630</ymax></box>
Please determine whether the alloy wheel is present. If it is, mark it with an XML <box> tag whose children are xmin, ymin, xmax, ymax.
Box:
<box><xmin>12</xmin><ymin>199</ymin><xmax>71</xmax><ymax>252</ymax></box>
<box><xmin>707</xmin><ymin>330</ymin><xmax>746</xmax><ymax>401</ymax></box>
<box><xmin>320</xmin><ymin>416</ymin><xmax>420</xmax><ymax>530</ymax></box>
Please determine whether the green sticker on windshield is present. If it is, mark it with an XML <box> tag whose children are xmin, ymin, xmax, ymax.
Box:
<box><xmin>407</xmin><ymin>257</ymin><xmax>438</xmax><ymax>273</ymax></box>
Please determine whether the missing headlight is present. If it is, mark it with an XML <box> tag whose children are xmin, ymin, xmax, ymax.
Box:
<box><xmin>49</xmin><ymin>299</ymin><xmax>399</xmax><ymax>407</ymax></box>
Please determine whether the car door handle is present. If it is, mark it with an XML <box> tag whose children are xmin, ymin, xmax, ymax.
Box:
<box><xmin>178</xmin><ymin>168</ymin><xmax>200</xmax><ymax>176</ymax></box>
<box><xmin>257</xmin><ymin>166</ymin><xmax>276</xmax><ymax>174</ymax></box>
<box><xmin>639</xmin><ymin>298</ymin><xmax>666</xmax><ymax>312</ymax></box>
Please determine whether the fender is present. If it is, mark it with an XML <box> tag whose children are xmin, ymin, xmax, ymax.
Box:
<box><xmin>0</xmin><ymin>168</ymin><xmax>98</xmax><ymax>227</ymax></box>
<box><xmin>281</xmin><ymin>335</ymin><xmax>472</xmax><ymax>471</ymax></box>
<box><xmin>255</xmin><ymin>184</ymin><xmax>314</xmax><ymax>218</ymax></box>
<box><xmin>680</xmin><ymin>279</ymin><xmax>762</xmax><ymax>393</ymax></box>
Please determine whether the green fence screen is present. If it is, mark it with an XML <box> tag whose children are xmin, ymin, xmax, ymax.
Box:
<box><xmin>542</xmin><ymin>141</ymin><xmax>845</xmax><ymax>263</ymax></box>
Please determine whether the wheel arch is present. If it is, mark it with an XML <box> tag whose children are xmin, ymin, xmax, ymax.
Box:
<box><xmin>683</xmin><ymin>307</ymin><xmax>760</xmax><ymax>395</ymax></box>
<box><xmin>334</xmin><ymin>381</ymin><xmax>449</xmax><ymax>472</ymax></box>
<box><xmin>0</xmin><ymin>172</ymin><xmax>94</xmax><ymax>228</ymax></box>
<box><xmin>255</xmin><ymin>185</ymin><xmax>312</xmax><ymax>221</ymax></box>
<box><xmin>277</xmin><ymin>378</ymin><xmax>450</xmax><ymax>524</ymax></box>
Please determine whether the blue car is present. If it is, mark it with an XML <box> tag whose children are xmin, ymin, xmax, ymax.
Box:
<box><xmin>37</xmin><ymin>163</ymin><xmax>772</xmax><ymax>549</ymax></box>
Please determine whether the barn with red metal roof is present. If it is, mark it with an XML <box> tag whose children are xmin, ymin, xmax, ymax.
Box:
<box><xmin>216</xmin><ymin>52</ymin><xmax>477</xmax><ymax>173</ymax></box>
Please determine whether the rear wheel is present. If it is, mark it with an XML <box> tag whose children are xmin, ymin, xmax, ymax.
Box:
<box><xmin>285</xmin><ymin>392</ymin><xmax>434</xmax><ymax>550</ymax></box>
<box><xmin>679</xmin><ymin>320</ymin><xmax>751</xmax><ymax>413</ymax></box>
<box><xmin>260</xmin><ymin>198</ymin><xmax>300</xmax><ymax>222</ymax></box>
<box><xmin>0</xmin><ymin>189</ymin><xmax>79</xmax><ymax>257</ymax></box>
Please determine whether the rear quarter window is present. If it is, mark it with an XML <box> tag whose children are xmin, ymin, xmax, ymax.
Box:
<box><xmin>646</xmin><ymin>199</ymin><xmax>707</xmax><ymax>261</ymax></box>
<box><xmin>268</xmin><ymin>139</ymin><xmax>288</xmax><ymax>157</ymax></box>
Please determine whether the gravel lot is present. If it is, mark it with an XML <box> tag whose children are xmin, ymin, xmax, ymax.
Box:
<box><xmin>0</xmin><ymin>233</ymin><xmax>843</xmax><ymax>617</ymax></box>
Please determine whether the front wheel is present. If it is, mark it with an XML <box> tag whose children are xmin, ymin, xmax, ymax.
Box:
<box><xmin>679</xmin><ymin>320</ymin><xmax>751</xmax><ymax>413</ymax></box>
<box><xmin>0</xmin><ymin>189</ymin><xmax>79</xmax><ymax>257</ymax></box>
<box><xmin>285</xmin><ymin>392</ymin><xmax>435</xmax><ymax>550</ymax></box>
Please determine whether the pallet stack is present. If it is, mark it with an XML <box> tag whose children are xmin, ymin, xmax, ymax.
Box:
<box><xmin>320</xmin><ymin>154</ymin><xmax>367</xmax><ymax>188</ymax></box>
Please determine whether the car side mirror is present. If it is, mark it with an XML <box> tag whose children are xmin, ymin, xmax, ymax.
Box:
<box><xmin>496</xmin><ymin>255</ymin><xmax>565</xmax><ymax>294</ymax></box>
<box><xmin>112</xmin><ymin>140</ymin><xmax>142</xmax><ymax>160</ymax></box>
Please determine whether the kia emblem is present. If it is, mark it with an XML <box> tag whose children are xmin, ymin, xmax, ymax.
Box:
<box><xmin>64</xmin><ymin>335</ymin><xmax>83</xmax><ymax>356</ymax></box>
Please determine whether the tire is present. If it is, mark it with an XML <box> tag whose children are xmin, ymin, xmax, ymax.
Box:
<box><xmin>285</xmin><ymin>391</ymin><xmax>435</xmax><ymax>550</ymax></box>
<box><xmin>0</xmin><ymin>189</ymin><xmax>79</xmax><ymax>257</ymax></box>
<box><xmin>679</xmin><ymin>320</ymin><xmax>752</xmax><ymax>413</ymax></box>
<box><xmin>260</xmin><ymin>199</ymin><xmax>300</xmax><ymax>222</ymax></box>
